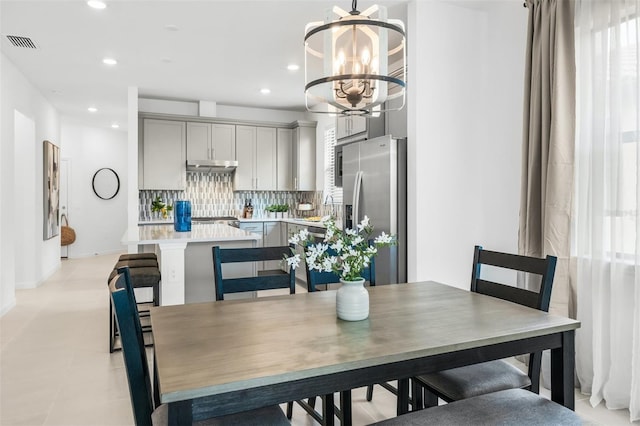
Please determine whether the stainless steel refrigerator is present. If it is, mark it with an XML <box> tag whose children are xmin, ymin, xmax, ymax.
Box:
<box><xmin>342</xmin><ymin>135</ymin><xmax>407</xmax><ymax>285</ymax></box>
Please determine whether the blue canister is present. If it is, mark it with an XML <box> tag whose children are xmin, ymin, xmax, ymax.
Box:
<box><xmin>174</xmin><ymin>200</ymin><xmax>191</xmax><ymax>232</ymax></box>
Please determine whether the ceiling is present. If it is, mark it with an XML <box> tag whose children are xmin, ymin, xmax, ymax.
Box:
<box><xmin>1</xmin><ymin>0</ymin><xmax>409</xmax><ymax>131</ymax></box>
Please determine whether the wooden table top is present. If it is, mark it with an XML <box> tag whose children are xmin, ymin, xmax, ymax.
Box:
<box><xmin>150</xmin><ymin>281</ymin><xmax>580</xmax><ymax>404</ymax></box>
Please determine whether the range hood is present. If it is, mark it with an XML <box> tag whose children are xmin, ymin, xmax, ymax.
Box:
<box><xmin>186</xmin><ymin>160</ymin><xmax>238</xmax><ymax>173</ymax></box>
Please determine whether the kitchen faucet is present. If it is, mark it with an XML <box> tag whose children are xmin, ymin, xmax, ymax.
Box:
<box><xmin>323</xmin><ymin>194</ymin><xmax>335</xmax><ymax>218</ymax></box>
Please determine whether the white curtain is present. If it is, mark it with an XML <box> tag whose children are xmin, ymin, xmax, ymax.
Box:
<box><xmin>574</xmin><ymin>0</ymin><xmax>640</xmax><ymax>421</ymax></box>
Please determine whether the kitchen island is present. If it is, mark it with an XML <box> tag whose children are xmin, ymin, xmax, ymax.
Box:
<box><xmin>121</xmin><ymin>224</ymin><xmax>261</xmax><ymax>305</ymax></box>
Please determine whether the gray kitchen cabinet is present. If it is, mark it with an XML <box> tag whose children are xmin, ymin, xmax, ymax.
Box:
<box><xmin>336</xmin><ymin>113</ymin><xmax>385</xmax><ymax>142</ymax></box>
<box><xmin>263</xmin><ymin>221</ymin><xmax>283</xmax><ymax>270</ymax></box>
<box><xmin>141</xmin><ymin>119</ymin><xmax>186</xmax><ymax>190</ymax></box>
<box><xmin>292</xmin><ymin>121</ymin><xmax>317</xmax><ymax>191</ymax></box>
<box><xmin>186</xmin><ymin>122</ymin><xmax>235</xmax><ymax>162</ymax></box>
<box><xmin>235</xmin><ymin>126</ymin><xmax>276</xmax><ymax>190</ymax></box>
<box><xmin>239</xmin><ymin>222</ymin><xmax>264</xmax><ymax>247</ymax></box>
<box><xmin>239</xmin><ymin>221</ymin><xmax>283</xmax><ymax>272</ymax></box>
<box><xmin>276</xmin><ymin>128</ymin><xmax>293</xmax><ymax>191</ymax></box>
<box><xmin>336</xmin><ymin>115</ymin><xmax>367</xmax><ymax>140</ymax></box>
<box><xmin>235</xmin><ymin>126</ymin><xmax>256</xmax><ymax>190</ymax></box>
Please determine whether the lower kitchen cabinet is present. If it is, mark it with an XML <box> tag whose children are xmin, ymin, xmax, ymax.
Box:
<box><xmin>263</xmin><ymin>222</ymin><xmax>283</xmax><ymax>270</ymax></box>
<box><xmin>239</xmin><ymin>221</ymin><xmax>286</xmax><ymax>272</ymax></box>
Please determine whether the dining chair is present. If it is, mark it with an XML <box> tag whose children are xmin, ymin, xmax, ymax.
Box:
<box><xmin>212</xmin><ymin>245</ymin><xmax>295</xmax><ymax>301</ymax></box>
<box><xmin>109</xmin><ymin>266</ymin><xmax>289</xmax><ymax>426</ymax></box>
<box><xmin>369</xmin><ymin>388</ymin><xmax>581</xmax><ymax>425</ymax></box>
<box><xmin>413</xmin><ymin>245</ymin><xmax>557</xmax><ymax>409</ymax></box>
<box><xmin>108</xmin><ymin>253</ymin><xmax>160</xmax><ymax>353</ymax></box>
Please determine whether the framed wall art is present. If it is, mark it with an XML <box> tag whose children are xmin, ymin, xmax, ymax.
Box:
<box><xmin>43</xmin><ymin>140</ymin><xmax>60</xmax><ymax>240</ymax></box>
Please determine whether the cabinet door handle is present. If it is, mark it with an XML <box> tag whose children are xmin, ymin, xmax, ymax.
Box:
<box><xmin>294</xmin><ymin>177</ymin><xmax>298</xmax><ymax>190</ymax></box>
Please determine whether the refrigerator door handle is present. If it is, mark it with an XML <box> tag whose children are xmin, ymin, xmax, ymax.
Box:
<box><xmin>353</xmin><ymin>171</ymin><xmax>363</xmax><ymax>226</ymax></box>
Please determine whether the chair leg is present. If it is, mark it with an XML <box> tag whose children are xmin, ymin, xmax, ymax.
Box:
<box><xmin>286</xmin><ymin>402</ymin><xmax>293</xmax><ymax>419</ymax></box>
<box><xmin>366</xmin><ymin>384</ymin><xmax>374</xmax><ymax>401</ymax></box>
<box><xmin>308</xmin><ymin>396</ymin><xmax>316</xmax><ymax>409</ymax></box>
<box><xmin>411</xmin><ymin>379</ymin><xmax>424</xmax><ymax>411</ymax></box>
<box><xmin>424</xmin><ymin>388</ymin><xmax>438</xmax><ymax>408</ymax></box>
<box><xmin>109</xmin><ymin>298</ymin><xmax>116</xmax><ymax>353</ymax></box>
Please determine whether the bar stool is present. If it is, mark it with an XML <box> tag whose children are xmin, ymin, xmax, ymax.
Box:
<box><xmin>109</xmin><ymin>253</ymin><xmax>160</xmax><ymax>352</ymax></box>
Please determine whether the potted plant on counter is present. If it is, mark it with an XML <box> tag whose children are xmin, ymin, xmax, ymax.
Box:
<box><xmin>276</xmin><ymin>204</ymin><xmax>289</xmax><ymax>218</ymax></box>
<box><xmin>151</xmin><ymin>196</ymin><xmax>173</xmax><ymax>220</ymax></box>
<box><xmin>265</xmin><ymin>204</ymin><xmax>278</xmax><ymax>219</ymax></box>
<box><xmin>265</xmin><ymin>204</ymin><xmax>290</xmax><ymax>219</ymax></box>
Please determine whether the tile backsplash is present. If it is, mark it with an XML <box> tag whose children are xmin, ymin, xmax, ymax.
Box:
<box><xmin>139</xmin><ymin>172</ymin><xmax>342</xmax><ymax>221</ymax></box>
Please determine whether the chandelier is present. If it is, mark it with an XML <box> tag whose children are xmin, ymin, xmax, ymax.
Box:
<box><xmin>304</xmin><ymin>0</ymin><xmax>406</xmax><ymax>116</ymax></box>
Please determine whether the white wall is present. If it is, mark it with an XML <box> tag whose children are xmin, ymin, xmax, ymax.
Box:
<box><xmin>1</xmin><ymin>53</ymin><xmax>61</xmax><ymax>312</ymax></box>
<box><xmin>60</xmin><ymin>120</ymin><xmax>128</xmax><ymax>258</ymax></box>
<box><xmin>407</xmin><ymin>1</ymin><xmax>527</xmax><ymax>289</ymax></box>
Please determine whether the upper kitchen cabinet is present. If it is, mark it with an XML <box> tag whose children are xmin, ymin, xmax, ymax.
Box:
<box><xmin>186</xmin><ymin>122</ymin><xmax>236</xmax><ymax>162</ymax></box>
<box><xmin>336</xmin><ymin>115</ymin><xmax>366</xmax><ymax>140</ymax></box>
<box><xmin>141</xmin><ymin>119</ymin><xmax>186</xmax><ymax>190</ymax></box>
<box><xmin>292</xmin><ymin>121</ymin><xmax>317</xmax><ymax>191</ymax></box>
<box><xmin>336</xmin><ymin>113</ymin><xmax>385</xmax><ymax>142</ymax></box>
<box><xmin>276</xmin><ymin>128</ymin><xmax>293</xmax><ymax>191</ymax></box>
<box><xmin>235</xmin><ymin>126</ymin><xmax>276</xmax><ymax>191</ymax></box>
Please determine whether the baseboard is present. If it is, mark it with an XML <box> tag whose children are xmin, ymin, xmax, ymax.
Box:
<box><xmin>16</xmin><ymin>261</ymin><xmax>61</xmax><ymax>289</ymax></box>
<box><xmin>0</xmin><ymin>298</ymin><xmax>16</xmax><ymax>317</ymax></box>
<box><xmin>68</xmin><ymin>248</ymin><xmax>127</xmax><ymax>259</ymax></box>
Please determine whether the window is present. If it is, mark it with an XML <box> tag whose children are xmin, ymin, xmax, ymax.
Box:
<box><xmin>575</xmin><ymin>12</ymin><xmax>639</xmax><ymax>260</ymax></box>
<box><xmin>323</xmin><ymin>126</ymin><xmax>343</xmax><ymax>204</ymax></box>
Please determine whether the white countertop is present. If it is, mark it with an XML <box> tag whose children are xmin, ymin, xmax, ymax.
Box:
<box><xmin>122</xmin><ymin>223</ymin><xmax>261</xmax><ymax>245</ymax></box>
<box><xmin>139</xmin><ymin>217</ymin><xmax>332</xmax><ymax>228</ymax></box>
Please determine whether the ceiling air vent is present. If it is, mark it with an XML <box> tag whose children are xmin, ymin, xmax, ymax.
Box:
<box><xmin>6</xmin><ymin>35</ymin><xmax>37</xmax><ymax>49</ymax></box>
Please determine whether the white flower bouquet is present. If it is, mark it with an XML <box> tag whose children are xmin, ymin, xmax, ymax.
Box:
<box><xmin>286</xmin><ymin>215</ymin><xmax>396</xmax><ymax>281</ymax></box>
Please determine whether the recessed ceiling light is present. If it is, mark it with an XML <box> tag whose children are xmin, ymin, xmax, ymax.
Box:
<box><xmin>87</xmin><ymin>1</ymin><xmax>106</xmax><ymax>9</ymax></box>
<box><xmin>287</xmin><ymin>64</ymin><xmax>300</xmax><ymax>71</ymax></box>
<box><xmin>165</xmin><ymin>24</ymin><xmax>179</xmax><ymax>31</ymax></box>
<box><xmin>111</xmin><ymin>123</ymin><xmax>120</xmax><ymax>129</ymax></box>
<box><xmin>260</xmin><ymin>88</ymin><xmax>271</xmax><ymax>95</ymax></box>
<box><xmin>88</xmin><ymin>107</ymin><xmax>98</xmax><ymax>113</ymax></box>
<box><xmin>102</xmin><ymin>57</ymin><xmax>117</xmax><ymax>65</ymax></box>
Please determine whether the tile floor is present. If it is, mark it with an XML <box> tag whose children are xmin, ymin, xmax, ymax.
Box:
<box><xmin>0</xmin><ymin>253</ymin><xmax>635</xmax><ymax>425</ymax></box>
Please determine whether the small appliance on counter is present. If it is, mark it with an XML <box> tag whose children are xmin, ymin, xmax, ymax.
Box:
<box><xmin>296</xmin><ymin>202</ymin><xmax>315</xmax><ymax>219</ymax></box>
<box><xmin>174</xmin><ymin>200</ymin><xmax>192</xmax><ymax>232</ymax></box>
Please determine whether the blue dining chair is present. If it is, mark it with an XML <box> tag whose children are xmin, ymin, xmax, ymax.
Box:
<box><xmin>212</xmin><ymin>245</ymin><xmax>295</xmax><ymax>301</ymax></box>
<box><xmin>413</xmin><ymin>245</ymin><xmax>557</xmax><ymax>409</ymax></box>
<box><xmin>109</xmin><ymin>266</ymin><xmax>289</xmax><ymax>425</ymax></box>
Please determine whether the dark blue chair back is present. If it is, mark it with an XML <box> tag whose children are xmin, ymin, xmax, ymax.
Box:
<box><xmin>212</xmin><ymin>246</ymin><xmax>296</xmax><ymax>301</ymax></box>
<box><xmin>109</xmin><ymin>267</ymin><xmax>154</xmax><ymax>426</ymax></box>
<box><xmin>471</xmin><ymin>245</ymin><xmax>557</xmax><ymax>392</ymax></box>
<box><xmin>305</xmin><ymin>241</ymin><xmax>376</xmax><ymax>292</ymax></box>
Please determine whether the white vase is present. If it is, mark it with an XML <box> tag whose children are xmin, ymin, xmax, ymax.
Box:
<box><xmin>336</xmin><ymin>278</ymin><xmax>369</xmax><ymax>321</ymax></box>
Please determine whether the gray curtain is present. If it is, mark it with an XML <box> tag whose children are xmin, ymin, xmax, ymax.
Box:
<box><xmin>519</xmin><ymin>0</ymin><xmax>576</xmax><ymax>320</ymax></box>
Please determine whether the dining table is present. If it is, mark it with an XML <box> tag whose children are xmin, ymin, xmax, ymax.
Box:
<box><xmin>149</xmin><ymin>281</ymin><xmax>580</xmax><ymax>425</ymax></box>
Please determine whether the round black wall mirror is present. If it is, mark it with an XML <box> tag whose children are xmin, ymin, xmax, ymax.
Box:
<box><xmin>92</xmin><ymin>168</ymin><xmax>120</xmax><ymax>200</ymax></box>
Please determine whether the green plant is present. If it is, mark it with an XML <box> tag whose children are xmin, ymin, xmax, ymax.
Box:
<box><xmin>151</xmin><ymin>196</ymin><xmax>173</xmax><ymax>218</ymax></box>
<box><xmin>266</xmin><ymin>204</ymin><xmax>289</xmax><ymax>213</ymax></box>
<box><xmin>286</xmin><ymin>216</ymin><xmax>396</xmax><ymax>281</ymax></box>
